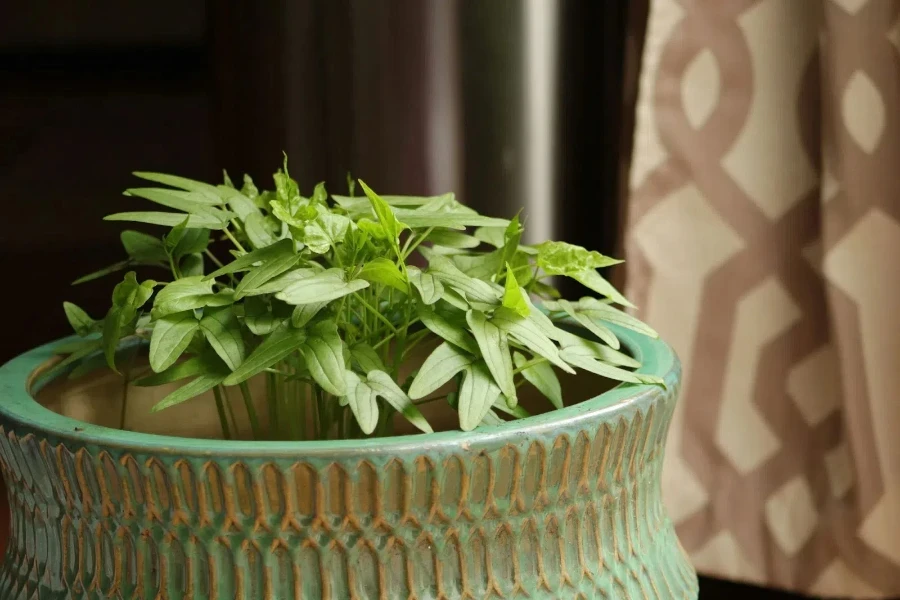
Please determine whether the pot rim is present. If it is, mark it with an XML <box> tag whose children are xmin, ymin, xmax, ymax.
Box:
<box><xmin>0</xmin><ymin>327</ymin><xmax>678</xmax><ymax>457</ymax></box>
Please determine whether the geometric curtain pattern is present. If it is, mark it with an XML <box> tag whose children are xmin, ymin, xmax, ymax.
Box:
<box><xmin>624</xmin><ymin>1</ymin><xmax>900</xmax><ymax>597</ymax></box>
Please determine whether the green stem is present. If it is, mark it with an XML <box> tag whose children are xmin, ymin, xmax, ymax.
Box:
<box><xmin>204</xmin><ymin>249</ymin><xmax>225</xmax><ymax>269</ymax></box>
<box><xmin>401</xmin><ymin>226</ymin><xmax>435</xmax><ymax>261</ymax></box>
<box><xmin>512</xmin><ymin>356</ymin><xmax>548</xmax><ymax>375</ymax></box>
<box><xmin>353</xmin><ymin>292</ymin><xmax>398</xmax><ymax>334</ymax></box>
<box><xmin>266</xmin><ymin>372</ymin><xmax>278</xmax><ymax>439</ymax></box>
<box><xmin>212</xmin><ymin>386</ymin><xmax>232</xmax><ymax>440</ymax></box>
<box><xmin>239</xmin><ymin>382</ymin><xmax>262</xmax><ymax>439</ymax></box>
<box><xmin>223</xmin><ymin>227</ymin><xmax>247</xmax><ymax>254</ymax></box>
<box><xmin>118</xmin><ymin>345</ymin><xmax>139</xmax><ymax>430</ymax></box>
<box><xmin>223</xmin><ymin>387</ymin><xmax>240</xmax><ymax>438</ymax></box>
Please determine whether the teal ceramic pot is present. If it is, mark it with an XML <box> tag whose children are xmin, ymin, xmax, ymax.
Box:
<box><xmin>0</xmin><ymin>329</ymin><xmax>697</xmax><ymax>599</ymax></box>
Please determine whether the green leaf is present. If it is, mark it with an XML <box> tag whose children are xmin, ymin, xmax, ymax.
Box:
<box><xmin>102</xmin><ymin>272</ymin><xmax>156</xmax><ymax>371</ymax></box>
<box><xmin>120</xmin><ymin>230</ymin><xmax>167</xmax><ymax>263</ymax></box>
<box><xmin>439</xmin><ymin>286</ymin><xmax>470</xmax><ymax>311</ymax></box>
<box><xmin>200</xmin><ymin>306</ymin><xmax>246</xmax><ymax>371</ymax></box>
<box><xmin>299</xmin><ymin>321</ymin><xmax>347</xmax><ymax>396</ymax></box>
<box><xmin>502</xmin><ymin>264</ymin><xmax>529</xmax><ymax>317</ymax></box>
<box><xmin>133</xmin><ymin>171</ymin><xmax>222</xmax><ymax>196</ymax></box>
<box><xmin>152</xmin><ymin>276</ymin><xmax>230</xmax><ymax>318</ymax></box>
<box><xmin>359</xmin><ymin>180</ymin><xmax>407</xmax><ymax>250</ymax></box>
<box><xmin>559</xmin><ymin>345</ymin><xmax>665</xmax><ymax>387</ymax></box>
<box><xmin>152</xmin><ymin>367</ymin><xmax>229</xmax><ymax>412</ymax></box>
<box><xmin>555</xmin><ymin>332</ymin><xmax>640</xmax><ymax>368</ymax></box>
<box><xmin>72</xmin><ymin>261</ymin><xmax>131</xmax><ymax>285</ymax></box>
<box><xmin>514</xmin><ymin>352</ymin><xmax>562</xmax><ymax>409</ymax></box>
<box><xmin>536</xmin><ymin>241</ymin><xmax>622</xmax><ymax>275</ymax></box>
<box><xmin>234</xmin><ymin>252</ymin><xmax>302</xmax><ymax>299</ymax></box>
<box><xmin>343</xmin><ymin>371</ymin><xmax>379</xmax><ymax>435</ymax></box>
<box><xmin>473</xmin><ymin>226</ymin><xmax>506</xmax><ymax>247</ymax></box>
<box><xmin>555</xmin><ymin>299</ymin><xmax>621</xmax><ymax>350</ymax></box>
<box><xmin>125</xmin><ymin>188</ymin><xmax>230</xmax><ymax>218</ymax></box>
<box><xmin>492</xmin><ymin>393</ymin><xmax>531</xmax><ymax>419</ymax></box>
<box><xmin>168</xmin><ymin>227</ymin><xmax>210</xmax><ymax>259</ymax></box>
<box><xmin>240</xmin><ymin>268</ymin><xmax>317</xmax><ymax>297</ymax></box>
<box><xmin>216</xmin><ymin>185</ymin><xmax>258</xmax><ymax>220</ymax></box>
<box><xmin>466</xmin><ymin>311</ymin><xmax>516</xmax><ymax>404</ymax></box>
<box><xmin>37</xmin><ymin>339</ymin><xmax>103</xmax><ymax>384</ymax></box>
<box><xmin>244</xmin><ymin>212</ymin><xmax>279</xmax><ymax>249</ymax></box>
<box><xmin>569</xmin><ymin>297</ymin><xmax>658</xmax><ymax>338</ymax></box>
<box><xmin>63</xmin><ymin>302</ymin><xmax>98</xmax><ymax>336</ymax></box>
<box><xmin>224</xmin><ymin>323</ymin><xmax>307</xmax><ymax>385</ymax></box>
<box><xmin>135</xmin><ymin>353</ymin><xmax>208</xmax><ymax>386</ymax></box>
<box><xmin>180</xmin><ymin>253</ymin><xmax>204</xmax><ymax>277</ymax></box>
<box><xmin>500</xmin><ymin>214</ymin><xmax>523</xmax><ymax>267</ymax></box>
<box><xmin>243</xmin><ymin>296</ymin><xmax>284</xmax><ymax>335</ymax></box>
<box><xmin>393</xmin><ymin>210</ymin><xmax>510</xmax><ymax>231</ymax></box>
<box><xmin>408</xmin><ymin>341</ymin><xmax>474</xmax><ymax>399</ymax></box>
<box><xmin>204</xmin><ymin>238</ymin><xmax>294</xmax><ymax>280</ymax></box>
<box><xmin>149</xmin><ymin>311</ymin><xmax>199</xmax><ymax>372</ymax></box>
<box><xmin>350</xmin><ymin>343</ymin><xmax>386</xmax><ymax>374</ymax></box>
<box><xmin>426</xmin><ymin>230</ymin><xmax>481</xmax><ymax>249</ymax></box>
<box><xmin>276</xmin><ymin>270</ymin><xmax>369</xmax><ymax>305</ymax></box>
<box><xmin>407</xmin><ymin>267</ymin><xmax>443</xmax><ymax>305</ymax></box>
<box><xmin>492</xmin><ymin>306</ymin><xmax>574</xmax><ymax>373</ymax></box>
<box><xmin>291</xmin><ymin>302</ymin><xmax>326</xmax><ymax>328</ymax></box>
<box><xmin>458</xmin><ymin>363</ymin><xmax>502</xmax><ymax>431</ymax></box>
<box><xmin>358</xmin><ymin>258</ymin><xmax>408</xmax><ymax>293</ymax></box>
<box><xmin>428</xmin><ymin>255</ymin><xmax>500</xmax><ymax>304</ymax></box>
<box><xmin>570</xmin><ymin>269</ymin><xmax>634</xmax><ymax>308</ymax></box>
<box><xmin>366</xmin><ymin>370</ymin><xmax>433</xmax><ymax>434</ymax></box>
<box><xmin>104</xmin><ymin>211</ymin><xmax>229</xmax><ymax>230</ymax></box>
<box><xmin>416</xmin><ymin>303</ymin><xmax>478</xmax><ymax>354</ymax></box>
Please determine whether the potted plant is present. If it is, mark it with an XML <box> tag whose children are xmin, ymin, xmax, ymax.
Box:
<box><xmin>0</xmin><ymin>163</ymin><xmax>698</xmax><ymax>599</ymax></box>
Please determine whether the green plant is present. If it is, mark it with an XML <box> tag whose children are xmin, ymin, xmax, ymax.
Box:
<box><xmin>54</xmin><ymin>160</ymin><xmax>662</xmax><ymax>440</ymax></box>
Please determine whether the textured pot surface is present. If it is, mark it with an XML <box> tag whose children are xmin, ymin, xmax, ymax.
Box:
<box><xmin>0</xmin><ymin>329</ymin><xmax>697</xmax><ymax>599</ymax></box>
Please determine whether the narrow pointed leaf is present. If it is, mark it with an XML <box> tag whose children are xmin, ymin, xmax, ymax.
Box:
<box><xmin>133</xmin><ymin>171</ymin><xmax>222</xmax><ymax>196</ymax></box>
<box><xmin>501</xmin><ymin>264</ymin><xmax>529</xmax><ymax>317</ymax></box>
<box><xmin>358</xmin><ymin>257</ymin><xmax>408</xmax><ymax>293</ymax></box>
<box><xmin>366</xmin><ymin>370</ymin><xmax>433</xmax><ymax>433</ymax></box>
<box><xmin>244</xmin><ymin>212</ymin><xmax>278</xmax><ymax>249</ymax></box>
<box><xmin>350</xmin><ymin>343</ymin><xmax>386</xmax><ymax>374</ymax></box>
<box><xmin>556</xmin><ymin>332</ymin><xmax>640</xmax><ymax>368</ymax></box>
<box><xmin>234</xmin><ymin>252</ymin><xmax>302</xmax><ymax>299</ymax></box>
<box><xmin>135</xmin><ymin>354</ymin><xmax>207</xmax><ymax>386</ymax></box>
<box><xmin>514</xmin><ymin>352</ymin><xmax>563</xmax><ymax>409</ymax></box>
<box><xmin>152</xmin><ymin>369</ymin><xmax>228</xmax><ymax>412</ymax></box>
<box><xmin>72</xmin><ymin>261</ymin><xmax>131</xmax><ymax>285</ymax></box>
<box><xmin>416</xmin><ymin>304</ymin><xmax>477</xmax><ymax>354</ymax></box>
<box><xmin>104</xmin><ymin>211</ymin><xmax>229</xmax><ymax>229</ymax></box>
<box><xmin>277</xmin><ymin>271</ymin><xmax>369</xmax><ymax>305</ymax></box>
<box><xmin>299</xmin><ymin>321</ymin><xmax>347</xmax><ymax>396</ymax></box>
<box><xmin>121</xmin><ymin>230</ymin><xmax>167</xmax><ymax>262</ymax></box>
<box><xmin>571</xmin><ymin>269</ymin><xmax>634</xmax><ymax>308</ymax></box>
<box><xmin>63</xmin><ymin>302</ymin><xmax>98</xmax><ymax>336</ymax></box>
<box><xmin>408</xmin><ymin>341</ymin><xmax>474</xmax><ymax>399</ymax></box>
<box><xmin>466</xmin><ymin>311</ymin><xmax>516</xmax><ymax>404</ymax></box>
<box><xmin>200</xmin><ymin>306</ymin><xmax>245</xmax><ymax>371</ymax></box>
<box><xmin>492</xmin><ymin>306</ymin><xmax>574</xmax><ymax>373</ymax></box>
<box><xmin>291</xmin><ymin>302</ymin><xmax>325</xmax><ymax>328</ymax></box>
<box><xmin>458</xmin><ymin>363</ymin><xmax>502</xmax><ymax>431</ymax></box>
<box><xmin>224</xmin><ymin>324</ymin><xmax>306</xmax><ymax>385</ymax></box>
<box><xmin>559</xmin><ymin>346</ymin><xmax>665</xmax><ymax>387</ymax></box>
<box><xmin>556</xmin><ymin>299</ymin><xmax>620</xmax><ymax>350</ymax></box>
<box><xmin>343</xmin><ymin>371</ymin><xmax>379</xmax><ymax>434</ymax></box>
<box><xmin>408</xmin><ymin>267</ymin><xmax>443</xmax><ymax>304</ymax></box>
<box><xmin>242</xmin><ymin>268</ymin><xmax>317</xmax><ymax>297</ymax></box>
<box><xmin>125</xmin><ymin>188</ymin><xmax>229</xmax><ymax>218</ymax></box>
<box><xmin>428</xmin><ymin>255</ymin><xmax>500</xmax><ymax>304</ymax></box>
<box><xmin>149</xmin><ymin>311</ymin><xmax>199</xmax><ymax>372</ymax></box>
<box><xmin>204</xmin><ymin>238</ymin><xmax>294</xmax><ymax>280</ymax></box>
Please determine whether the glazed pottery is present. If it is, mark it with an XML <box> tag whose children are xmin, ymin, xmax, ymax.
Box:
<box><xmin>0</xmin><ymin>327</ymin><xmax>698</xmax><ymax>599</ymax></box>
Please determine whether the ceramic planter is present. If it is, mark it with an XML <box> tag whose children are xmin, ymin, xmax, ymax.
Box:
<box><xmin>0</xmin><ymin>328</ymin><xmax>697</xmax><ymax>599</ymax></box>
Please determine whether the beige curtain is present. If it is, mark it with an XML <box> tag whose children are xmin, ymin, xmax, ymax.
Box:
<box><xmin>625</xmin><ymin>1</ymin><xmax>900</xmax><ymax>598</ymax></box>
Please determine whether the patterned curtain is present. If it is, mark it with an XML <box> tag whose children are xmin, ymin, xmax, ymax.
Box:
<box><xmin>624</xmin><ymin>1</ymin><xmax>900</xmax><ymax>597</ymax></box>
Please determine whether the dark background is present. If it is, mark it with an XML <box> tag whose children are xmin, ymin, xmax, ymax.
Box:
<box><xmin>0</xmin><ymin>2</ymin><xmax>812</xmax><ymax>598</ymax></box>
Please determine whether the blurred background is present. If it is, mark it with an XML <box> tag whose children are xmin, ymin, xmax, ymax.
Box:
<box><xmin>3</xmin><ymin>2</ymin><xmax>899</xmax><ymax>599</ymax></box>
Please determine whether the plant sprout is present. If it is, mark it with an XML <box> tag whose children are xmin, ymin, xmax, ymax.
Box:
<box><xmin>55</xmin><ymin>160</ymin><xmax>662</xmax><ymax>440</ymax></box>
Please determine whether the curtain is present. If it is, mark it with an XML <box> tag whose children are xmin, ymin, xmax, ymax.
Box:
<box><xmin>625</xmin><ymin>0</ymin><xmax>900</xmax><ymax>597</ymax></box>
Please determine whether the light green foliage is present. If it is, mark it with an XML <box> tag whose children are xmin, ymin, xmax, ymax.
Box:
<box><xmin>62</xmin><ymin>160</ymin><xmax>660</xmax><ymax>439</ymax></box>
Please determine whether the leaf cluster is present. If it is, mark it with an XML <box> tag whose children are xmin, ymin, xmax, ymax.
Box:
<box><xmin>58</xmin><ymin>160</ymin><xmax>661</xmax><ymax>439</ymax></box>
